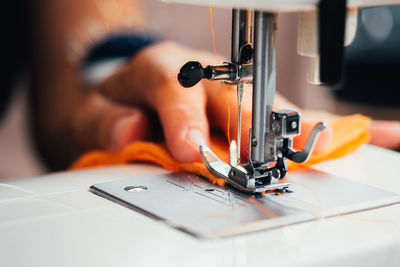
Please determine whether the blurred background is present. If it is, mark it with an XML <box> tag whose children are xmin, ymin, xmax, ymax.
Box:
<box><xmin>0</xmin><ymin>0</ymin><xmax>399</xmax><ymax>178</ymax></box>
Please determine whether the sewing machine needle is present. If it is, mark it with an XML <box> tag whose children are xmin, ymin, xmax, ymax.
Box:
<box><xmin>236</xmin><ymin>83</ymin><xmax>244</xmax><ymax>164</ymax></box>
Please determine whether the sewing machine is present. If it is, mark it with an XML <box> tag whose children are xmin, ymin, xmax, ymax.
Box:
<box><xmin>175</xmin><ymin>0</ymin><xmax>399</xmax><ymax>195</ymax></box>
<box><xmin>1</xmin><ymin>2</ymin><xmax>400</xmax><ymax>265</ymax></box>
<box><xmin>86</xmin><ymin>0</ymin><xmax>400</xmax><ymax>239</ymax></box>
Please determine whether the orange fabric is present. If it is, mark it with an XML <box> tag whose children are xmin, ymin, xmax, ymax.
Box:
<box><xmin>70</xmin><ymin>114</ymin><xmax>371</xmax><ymax>187</ymax></box>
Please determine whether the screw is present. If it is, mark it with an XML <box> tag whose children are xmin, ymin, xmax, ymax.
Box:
<box><xmin>272</xmin><ymin>121</ymin><xmax>280</xmax><ymax>132</ymax></box>
<box><xmin>252</xmin><ymin>137</ymin><xmax>257</xmax><ymax>146</ymax></box>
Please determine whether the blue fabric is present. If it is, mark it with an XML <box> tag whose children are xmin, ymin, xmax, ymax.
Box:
<box><xmin>83</xmin><ymin>34</ymin><xmax>157</xmax><ymax>67</ymax></box>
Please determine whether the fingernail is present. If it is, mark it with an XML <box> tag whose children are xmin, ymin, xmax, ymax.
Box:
<box><xmin>185</xmin><ymin>128</ymin><xmax>207</xmax><ymax>149</ymax></box>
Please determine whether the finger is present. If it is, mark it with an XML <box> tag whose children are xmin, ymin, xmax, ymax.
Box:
<box><xmin>73</xmin><ymin>92</ymin><xmax>151</xmax><ymax>152</ymax></box>
<box><xmin>94</xmin><ymin>42</ymin><xmax>211</xmax><ymax>162</ymax></box>
<box><xmin>369</xmin><ymin>120</ymin><xmax>400</xmax><ymax>149</ymax></box>
<box><xmin>96</xmin><ymin>42</ymin><xmax>201</xmax><ymax>108</ymax></box>
<box><xmin>153</xmin><ymin>79</ymin><xmax>210</xmax><ymax>163</ymax></box>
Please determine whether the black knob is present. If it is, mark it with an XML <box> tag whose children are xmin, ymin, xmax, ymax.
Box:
<box><xmin>177</xmin><ymin>61</ymin><xmax>204</xmax><ymax>88</ymax></box>
<box><xmin>240</xmin><ymin>43</ymin><xmax>253</xmax><ymax>63</ymax></box>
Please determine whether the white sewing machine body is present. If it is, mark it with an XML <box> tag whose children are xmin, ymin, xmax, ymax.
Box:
<box><xmin>86</xmin><ymin>0</ymin><xmax>400</xmax><ymax>245</ymax></box>
<box><xmin>1</xmin><ymin>145</ymin><xmax>400</xmax><ymax>267</ymax></box>
<box><xmin>173</xmin><ymin>0</ymin><xmax>400</xmax><ymax>195</ymax></box>
<box><xmin>3</xmin><ymin>1</ymin><xmax>400</xmax><ymax>266</ymax></box>
<box><xmin>161</xmin><ymin>0</ymin><xmax>400</xmax><ymax>11</ymax></box>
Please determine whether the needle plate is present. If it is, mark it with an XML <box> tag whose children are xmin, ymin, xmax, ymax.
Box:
<box><xmin>90</xmin><ymin>169</ymin><xmax>400</xmax><ymax>238</ymax></box>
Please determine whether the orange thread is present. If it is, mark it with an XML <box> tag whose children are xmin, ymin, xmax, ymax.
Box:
<box><xmin>209</xmin><ymin>6</ymin><xmax>220</xmax><ymax>63</ymax></box>
<box><xmin>209</xmin><ymin>6</ymin><xmax>231</xmax><ymax>145</ymax></box>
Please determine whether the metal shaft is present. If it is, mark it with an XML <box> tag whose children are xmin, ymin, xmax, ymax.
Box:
<box><xmin>251</xmin><ymin>12</ymin><xmax>277</xmax><ymax>164</ymax></box>
<box><xmin>231</xmin><ymin>9</ymin><xmax>251</xmax><ymax>64</ymax></box>
<box><xmin>231</xmin><ymin>9</ymin><xmax>252</xmax><ymax>164</ymax></box>
<box><xmin>236</xmin><ymin>83</ymin><xmax>243</xmax><ymax>163</ymax></box>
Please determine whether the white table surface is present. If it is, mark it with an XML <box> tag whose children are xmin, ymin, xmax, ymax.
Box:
<box><xmin>1</xmin><ymin>144</ymin><xmax>399</xmax><ymax>267</ymax></box>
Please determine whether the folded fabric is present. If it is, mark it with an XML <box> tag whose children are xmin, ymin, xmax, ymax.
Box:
<box><xmin>70</xmin><ymin>114</ymin><xmax>371</xmax><ymax>187</ymax></box>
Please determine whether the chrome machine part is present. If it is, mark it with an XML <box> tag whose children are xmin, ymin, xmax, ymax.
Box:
<box><xmin>287</xmin><ymin>121</ymin><xmax>327</xmax><ymax>163</ymax></box>
<box><xmin>232</xmin><ymin>9</ymin><xmax>253</xmax><ymax>164</ymax></box>
<box><xmin>200</xmin><ymin>145</ymin><xmax>291</xmax><ymax>194</ymax></box>
<box><xmin>177</xmin><ymin>62</ymin><xmax>253</xmax><ymax>87</ymax></box>
<box><xmin>251</xmin><ymin>11</ymin><xmax>276</xmax><ymax>164</ymax></box>
<box><xmin>231</xmin><ymin>9</ymin><xmax>252</xmax><ymax>64</ymax></box>
<box><xmin>177</xmin><ymin>10</ymin><xmax>327</xmax><ymax>196</ymax></box>
<box><xmin>236</xmin><ymin>82</ymin><xmax>244</xmax><ymax>163</ymax></box>
<box><xmin>199</xmin><ymin>145</ymin><xmax>231</xmax><ymax>179</ymax></box>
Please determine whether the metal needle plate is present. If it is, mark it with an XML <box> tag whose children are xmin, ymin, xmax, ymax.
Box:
<box><xmin>90</xmin><ymin>169</ymin><xmax>400</xmax><ymax>239</ymax></box>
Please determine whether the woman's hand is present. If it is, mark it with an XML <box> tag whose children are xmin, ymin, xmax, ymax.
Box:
<box><xmin>72</xmin><ymin>41</ymin><xmax>399</xmax><ymax>164</ymax></box>
<box><xmin>71</xmin><ymin>41</ymin><xmax>330</xmax><ymax>162</ymax></box>
<box><xmin>31</xmin><ymin>0</ymin><xmax>399</xmax><ymax>170</ymax></box>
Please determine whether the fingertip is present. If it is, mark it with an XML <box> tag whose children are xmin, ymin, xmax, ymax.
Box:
<box><xmin>167</xmin><ymin>127</ymin><xmax>209</xmax><ymax>163</ymax></box>
<box><xmin>156</xmin><ymin>91</ymin><xmax>209</xmax><ymax>163</ymax></box>
<box><xmin>369</xmin><ymin>120</ymin><xmax>400</xmax><ymax>149</ymax></box>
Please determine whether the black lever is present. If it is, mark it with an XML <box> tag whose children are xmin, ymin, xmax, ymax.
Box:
<box><xmin>318</xmin><ymin>0</ymin><xmax>347</xmax><ymax>85</ymax></box>
<box><xmin>177</xmin><ymin>61</ymin><xmax>205</xmax><ymax>88</ymax></box>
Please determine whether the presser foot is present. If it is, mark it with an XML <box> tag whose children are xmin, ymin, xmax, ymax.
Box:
<box><xmin>199</xmin><ymin>145</ymin><xmax>291</xmax><ymax>195</ymax></box>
